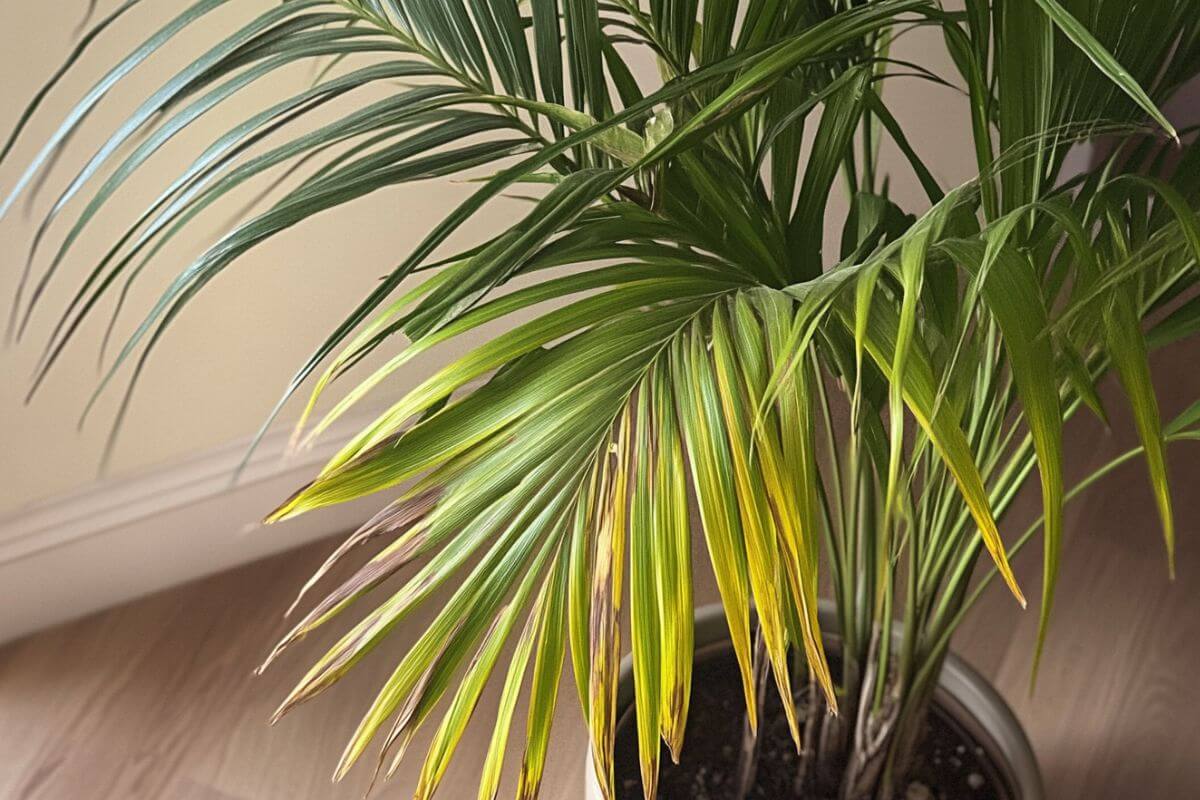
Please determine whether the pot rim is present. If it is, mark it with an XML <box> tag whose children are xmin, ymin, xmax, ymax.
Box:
<box><xmin>584</xmin><ymin>601</ymin><xmax>1044</xmax><ymax>800</ymax></box>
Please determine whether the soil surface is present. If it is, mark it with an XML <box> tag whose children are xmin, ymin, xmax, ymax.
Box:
<box><xmin>613</xmin><ymin>644</ymin><xmax>1007</xmax><ymax>800</ymax></box>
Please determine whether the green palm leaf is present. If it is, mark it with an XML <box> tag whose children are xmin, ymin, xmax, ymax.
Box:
<box><xmin>8</xmin><ymin>2</ymin><xmax>1200</xmax><ymax>798</ymax></box>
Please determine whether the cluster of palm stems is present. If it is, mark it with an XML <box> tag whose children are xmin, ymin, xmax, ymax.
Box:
<box><xmin>5</xmin><ymin>1</ymin><xmax>1200</xmax><ymax>798</ymax></box>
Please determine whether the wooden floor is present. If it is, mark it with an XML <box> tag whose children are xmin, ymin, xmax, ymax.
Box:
<box><xmin>3</xmin><ymin>349</ymin><xmax>1200</xmax><ymax>799</ymax></box>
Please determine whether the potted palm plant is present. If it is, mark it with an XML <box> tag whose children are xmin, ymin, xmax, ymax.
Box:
<box><xmin>6</xmin><ymin>0</ymin><xmax>1200</xmax><ymax>798</ymax></box>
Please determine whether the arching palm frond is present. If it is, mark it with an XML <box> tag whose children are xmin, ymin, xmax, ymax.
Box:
<box><xmin>6</xmin><ymin>1</ymin><xmax>1200</xmax><ymax>798</ymax></box>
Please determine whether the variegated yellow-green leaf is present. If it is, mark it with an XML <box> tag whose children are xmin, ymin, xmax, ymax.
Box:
<box><xmin>587</xmin><ymin>407</ymin><xmax>631</xmax><ymax>800</ymax></box>
<box><xmin>840</xmin><ymin>293</ymin><xmax>1027</xmax><ymax>607</ymax></box>
<box><xmin>478</xmin><ymin>592</ymin><xmax>545</xmax><ymax>800</ymax></box>
<box><xmin>673</xmin><ymin>324</ymin><xmax>758</xmax><ymax>727</ymax></box>
<box><xmin>651</xmin><ymin>360</ymin><xmax>693</xmax><ymax>761</ymax></box>
<box><xmin>628</xmin><ymin>380</ymin><xmax>662</xmax><ymax>799</ymax></box>
<box><xmin>755</xmin><ymin>291</ymin><xmax>837</xmax><ymax>711</ymax></box>
<box><xmin>516</xmin><ymin>549</ymin><xmax>570</xmax><ymax>800</ymax></box>
<box><xmin>940</xmin><ymin>239</ymin><xmax>1063</xmax><ymax>680</ymax></box>
<box><xmin>709</xmin><ymin>300</ymin><xmax>801</xmax><ymax>747</ymax></box>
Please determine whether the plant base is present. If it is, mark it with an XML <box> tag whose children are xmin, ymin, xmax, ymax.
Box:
<box><xmin>612</xmin><ymin>640</ymin><xmax>1008</xmax><ymax>799</ymax></box>
<box><xmin>584</xmin><ymin>603</ymin><xmax>1042</xmax><ymax>800</ymax></box>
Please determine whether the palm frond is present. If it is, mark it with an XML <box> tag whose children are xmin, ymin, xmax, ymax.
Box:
<box><xmin>7</xmin><ymin>1</ymin><xmax>1200</xmax><ymax>798</ymax></box>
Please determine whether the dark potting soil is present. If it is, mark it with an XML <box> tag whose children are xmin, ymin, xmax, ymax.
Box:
<box><xmin>613</xmin><ymin>644</ymin><xmax>1007</xmax><ymax>800</ymax></box>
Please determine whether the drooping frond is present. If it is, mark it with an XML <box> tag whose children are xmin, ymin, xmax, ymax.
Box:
<box><xmin>7</xmin><ymin>1</ymin><xmax>1200</xmax><ymax>798</ymax></box>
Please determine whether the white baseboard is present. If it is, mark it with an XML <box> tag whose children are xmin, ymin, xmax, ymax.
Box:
<box><xmin>0</xmin><ymin>413</ymin><xmax>383</xmax><ymax>645</ymax></box>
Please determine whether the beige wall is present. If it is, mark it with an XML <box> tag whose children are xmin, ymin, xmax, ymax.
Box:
<box><xmin>0</xmin><ymin>5</ymin><xmax>972</xmax><ymax>515</ymax></box>
<box><xmin>0</xmin><ymin>3</ymin><xmax>531</xmax><ymax>513</ymax></box>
